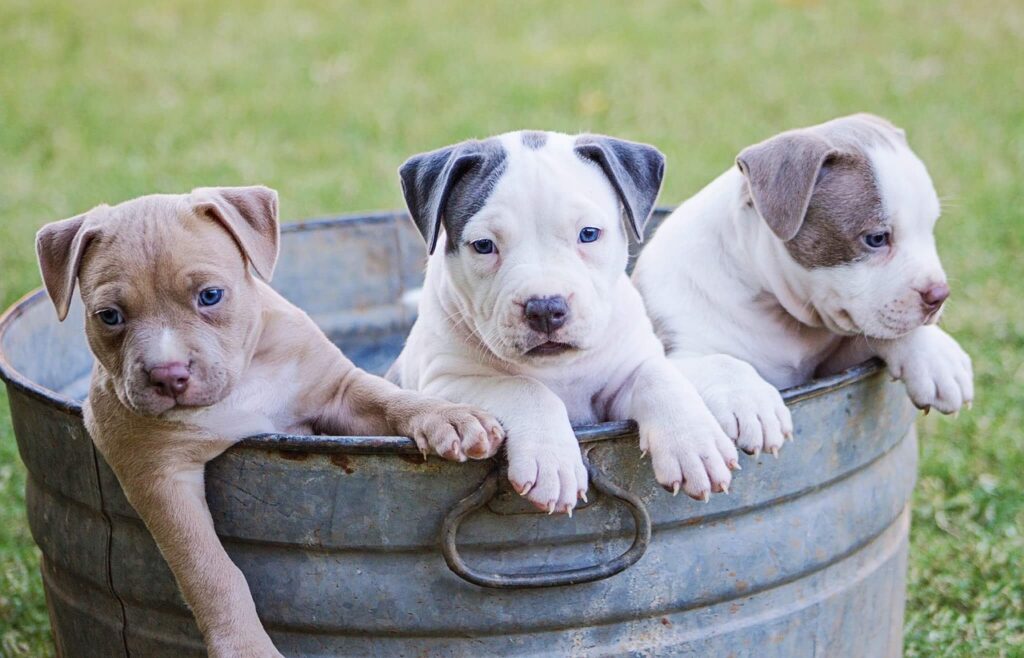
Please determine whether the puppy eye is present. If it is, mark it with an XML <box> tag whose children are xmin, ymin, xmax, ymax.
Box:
<box><xmin>471</xmin><ymin>239</ymin><xmax>495</xmax><ymax>255</ymax></box>
<box><xmin>97</xmin><ymin>308</ymin><xmax>124</xmax><ymax>326</ymax></box>
<box><xmin>863</xmin><ymin>231</ymin><xmax>891</xmax><ymax>249</ymax></box>
<box><xmin>198</xmin><ymin>288</ymin><xmax>224</xmax><ymax>307</ymax></box>
<box><xmin>578</xmin><ymin>227</ymin><xmax>602</xmax><ymax>243</ymax></box>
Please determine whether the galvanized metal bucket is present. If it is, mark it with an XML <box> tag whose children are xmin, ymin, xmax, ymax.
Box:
<box><xmin>0</xmin><ymin>210</ymin><xmax>916</xmax><ymax>657</ymax></box>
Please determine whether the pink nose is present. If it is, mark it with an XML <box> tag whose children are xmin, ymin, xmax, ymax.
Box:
<box><xmin>920</xmin><ymin>283</ymin><xmax>950</xmax><ymax>309</ymax></box>
<box><xmin>149</xmin><ymin>362</ymin><xmax>190</xmax><ymax>397</ymax></box>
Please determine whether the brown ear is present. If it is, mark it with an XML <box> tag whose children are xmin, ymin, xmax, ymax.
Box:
<box><xmin>35</xmin><ymin>207</ymin><xmax>106</xmax><ymax>321</ymax></box>
<box><xmin>736</xmin><ymin>131</ymin><xmax>836</xmax><ymax>241</ymax></box>
<box><xmin>191</xmin><ymin>186</ymin><xmax>280</xmax><ymax>281</ymax></box>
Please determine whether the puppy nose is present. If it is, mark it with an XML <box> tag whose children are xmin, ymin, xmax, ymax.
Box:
<box><xmin>149</xmin><ymin>362</ymin><xmax>190</xmax><ymax>397</ymax></box>
<box><xmin>919</xmin><ymin>282</ymin><xmax>950</xmax><ymax>309</ymax></box>
<box><xmin>524</xmin><ymin>296</ymin><xmax>570</xmax><ymax>334</ymax></box>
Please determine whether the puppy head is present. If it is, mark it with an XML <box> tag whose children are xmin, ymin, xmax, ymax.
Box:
<box><xmin>400</xmin><ymin>131</ymin><xmax>664</xmax><ymax>364</ymax></box>
<box><xmin>35</xmin><ymin>187</ymin><xmax>279</xmax><ymax>416</ymax></box>
<box><xmin>737</xmin><ymin>113</ymin><xmax>947</xmax><ymax>339</ymax></box>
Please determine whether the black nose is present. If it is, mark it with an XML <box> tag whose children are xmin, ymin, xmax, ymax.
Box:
<box><xmin>524</xmin><ymin>296</ymin><xmax>570</xmax><ymax>334</ymax></box>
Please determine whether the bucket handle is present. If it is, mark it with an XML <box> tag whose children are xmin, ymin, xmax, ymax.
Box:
<box><xmin>439</xmin><ymin>451</ymin><xmax>652</xmax><ymax>588</ymax></box>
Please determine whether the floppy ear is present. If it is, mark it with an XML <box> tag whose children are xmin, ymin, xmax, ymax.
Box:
<box><xmin>398</xmin><ymin>142</ymin><xmax>492</xmax><ymax>255</ymax></box>
<box><xmin>574</xmin><ymin>135</ymin><xmax>666</xmax><ymax>242</ymax></box>
<box><xmin>36</xmin><ymin>207</ymin><xmax>106</xmax><ymax>322</ymax></box>
<box><xmin>736</xmin><ymin>131</ymin><xmax>836</xmax><ymax>241</ymax></box>
<box><xmin>191</xmin><ymin>186</ymin><xmax>280</xmax><ymax>281</ymax></box>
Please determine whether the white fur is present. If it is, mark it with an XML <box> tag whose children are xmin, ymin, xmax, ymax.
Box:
<box><xmin>394</xmin><ymin>132</ymin><xmax>739</xmax><ymax>512</ymax></box>
<box><xmin>633</xmin><ymin>131</ymin><xmax>973</xmax><ymax>456</ymax></box>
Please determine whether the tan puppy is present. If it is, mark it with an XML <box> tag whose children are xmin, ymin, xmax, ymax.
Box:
<box><xmin>35</xmin><ymin>187</ymin><xmax>504</xmax><ymax>658</ymax></box>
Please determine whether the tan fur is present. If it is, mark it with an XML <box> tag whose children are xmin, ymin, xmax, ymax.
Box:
<box><xmin>36</xmin><ymin>188</ymin><xmax>504</xmax><ymax>657</ymax></box>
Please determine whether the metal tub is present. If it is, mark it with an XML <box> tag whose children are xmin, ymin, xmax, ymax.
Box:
<box><xmin>0</xmin><ymin>210</ymin><xmax>916</xmax><ymax>657</ymax></box>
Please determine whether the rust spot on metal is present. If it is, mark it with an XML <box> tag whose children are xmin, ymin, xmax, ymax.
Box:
<box><xmin>660</xmin><ymin>617</ymin><xmax>672</xmax><ymax>626</ymax></box>
<box><xmin>330</xmin><ymin>454</ymin><xmax>355</xmax><ymax>474</ymax></box>
<box><xmin>278</xmin><ymin>450</ymin><xmax>310</xmax><ymax>461</ymax></box>
<box><xmin>398</xmin><ymin>453</ymin><xmax>428</xmax><ymax>466</ymax></box>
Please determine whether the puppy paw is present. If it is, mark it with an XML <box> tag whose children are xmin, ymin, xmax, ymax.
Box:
<box><xmin>507</xmin><ymin>432</ymin><xmax>588</xmax><ymax>514</ymax></box>
<box><xmin>700</xmin><ymin>366</ymin><xmax>792</xmax><ymax>457</ymax></box>
<box><xmin>404</xmin><ymin>403</ymin><xmax>505</xmax><ymax>461</ymax></box>
<box><xmin>642</xmin><ymin>401</ymin><xmax>738</xmax><ymax>501</ymax></box>
<box><xmin>886</xmin><ymin>329</ymin><xmax>973</xmax><ymax>415</ymax></box>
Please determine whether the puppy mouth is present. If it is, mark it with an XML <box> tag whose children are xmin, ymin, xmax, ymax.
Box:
<box><xmin>525</xmin><ymin>341</ymin><xmax>575</xmax><ymax>357</ymax></box>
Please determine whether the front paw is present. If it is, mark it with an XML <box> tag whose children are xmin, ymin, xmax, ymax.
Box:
<box><xmin>642</xmin><ymin>403</ymin><xmax>739</xmax><ymax>501</ymax></box>
<box><xmin>507</xmin><ymin>433</ymin><xmax>588</xmax><ymax>515</ymax></box>
<box><xmin>403</xmin><ymin>403</ymin><xmax>505</xmax><ymax>461</ymax></box>
<box><xmin>887</xmin><ymin>331</ymin><xmax>974</xmax><ymax>414</ymax></box>
<box><xmin>700</xmin><ymin>367</ymin><xmax>793</xmax><ymax>457</ymax></box>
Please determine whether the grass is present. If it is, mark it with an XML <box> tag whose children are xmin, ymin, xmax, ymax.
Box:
<box><xmin>0</xmin><ymin>0</ymin><xmax>1021</xmax><ymax>655</ymax></box>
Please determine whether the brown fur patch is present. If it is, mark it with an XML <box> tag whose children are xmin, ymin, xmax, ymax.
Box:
<box><xmin>785</xmin><ymin>152</ymin><xmax>885</xmax><ymax>268</ymax></box>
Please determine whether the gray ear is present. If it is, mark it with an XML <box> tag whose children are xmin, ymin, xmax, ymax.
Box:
<box><xmin>36</xmin><ymin>206</ymin><xmax>107</xmax><ymax>322</ymax></box>
<box><xmin>574</xmin><ymin>135</ymin><xmax>666</xmax><ymax>242</ymax></box>
<box><xmin>398</xmin><ymin>140</ymin><xmax>506</xmax><ymax>255</ymax></box>
<box><xmin>736</xmin><ymin>131</ymin><xmax>837</xmax><ymax>241</ymax></box>
<box><xmin>191</xmin><ymin>186</ymin><xmax>280</xmax><ymax>281</ymax></box>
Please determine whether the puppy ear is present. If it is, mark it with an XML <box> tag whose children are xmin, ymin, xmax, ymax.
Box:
<box><xmin>36</xmin><ymin>207</ymin><xmax>106</xmax><ymax>322</ymax></box>
<box><xmin>736</xmin><ymin>131</ymin><xmax>836</xmax><ymax>241</ymax></box>
<box><xmin>191</xmin><ymin>186</ymin><xmax>280</xmax><ymax>281</ymax></box>
<box><xmin>398</xmin><ymin>142</ymin><xmax>495</xmax><ymax>255</ymax></box>
<box><xmin>574</xmin><ymin>135</ymin><xmax>666</xmax><ymax>242</ymax></box>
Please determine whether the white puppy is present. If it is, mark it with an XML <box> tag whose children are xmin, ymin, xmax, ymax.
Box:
<box><xmin>389</xmin><ymin>131</ymin><xmax>740</xmax><ymax>513</ymax></box>
<box><xmin>633</xmin><ymin>114</ymin><xmax>973</xmax><ymax>457</ymax></box>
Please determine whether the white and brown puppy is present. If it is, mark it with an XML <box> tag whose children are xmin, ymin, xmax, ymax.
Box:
<box><xmin>633</xmin><ymin>114</ymin><xmax>973</xmax><ymax>457</ymax></box>
<box><xmin>35</xmin><ymin>187</ymin><xmax>504</xmax><ymax>658</ymax></box>
<box><xmin>389</xmin><ymin>131</ymin><xmax>740</xmax><ymax>514</ymax></box>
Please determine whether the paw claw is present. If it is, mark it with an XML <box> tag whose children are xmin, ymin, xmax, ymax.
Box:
<box><xmin>701</xmin><ymin>490</ymin><xmax>710</xmax><ymax>503</ymax></box>
<box><xmin>547</xmin><ymin>502</ymin><xmax>555</xmax><ymax>515</ymax></box>
<box><xmin>768</xmin><ymin>446</ymin><xmax>779</xmax><ymax>458</ymax></box>
<box><xmin>720</xmin><ymin>482</ymin><xmax>729</xmax><ymax>495</ymax></box>
<box><xmin>566</xmin><ymin>507</ymin><xmax>573</xmax><ymax>518</ymax></box>
<box><xmin>515</xmin><ymin>481</ymin><xmax>534</xmax><ymax>496</ymax></box>
<box><xmin>672</xmin><ymin>481</ymin><xmax>681</xmax><ymax>497</ymax></box>
<box><xmin>579</xmin><ymin>490</ymin><xmax>588</xmax><ymax>503</ymax></box>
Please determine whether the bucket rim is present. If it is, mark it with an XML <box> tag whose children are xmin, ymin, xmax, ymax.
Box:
<box><xmin>0</xmin><ymin>211</ymin><xmax>883</xmax><ymax>454</ymax></box>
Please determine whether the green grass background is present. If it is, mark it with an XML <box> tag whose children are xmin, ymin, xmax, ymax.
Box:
<box><xmin>1</xmin><ymin>0</ymin><xmax>1021</xmax><ymax>655</ymax></box>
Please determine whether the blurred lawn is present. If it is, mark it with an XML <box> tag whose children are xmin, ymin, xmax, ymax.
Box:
<box><xmin>1</xmin><ymin>0</ymin><xmax>1021</xmax><ymax>655</ymax></box>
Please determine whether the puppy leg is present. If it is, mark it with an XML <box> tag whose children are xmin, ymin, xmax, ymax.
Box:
<box><xmin>111</xmin><ymin>450</ymin><xmax>282</xmax><ymax>658</ymax></box>
<box><xmin>672</xmin><ymin>354</ymin><xmax>793</xmax><ymax>457</ymax></box>
<box><xmin>611</xmin><ymin>358</ymin><xmax>738</xmax><ymax>500</ymax></box>
<box><xmin>829</xmin><ymin>327</ymin><xmax>973</xmax><ymax>414</ymax></box>
<box><xmin>425</xmin><ymin>375</ymin><xmax>587</xmax><ymax>514</ymax></box>
<box><xmin>318</xmin><ymin>361</ymin><xmax>505</xmax><ymax>461</ymax></box>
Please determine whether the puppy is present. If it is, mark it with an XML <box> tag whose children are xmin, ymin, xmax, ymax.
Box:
<box><xmin>389</xmin><ymin>131</ymin><xmax>740</xmax><ymax>514</ymax></box>
<box><xmin>633</xmin><ymin>114</ymin><xmax>973</xmax><ymax>457</ymax></box>
<box><xmin>35</xmin><ymin>187</ymin><xmax>504</xmax><ymax>657</ymax></box>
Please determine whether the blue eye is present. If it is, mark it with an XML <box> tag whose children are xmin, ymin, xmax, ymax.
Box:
<box><xmin>863</xmin><ymin>231</ymin><xmax>891</xmax><ymax>249</ymax></box>
<box><xmin>198</xmin><ymin>288</ymin><xmax>224</xmax><ymax>307</ymax></box>
<box><xmin>579</xmin><ymin>227</ymin><xmax>602</xmax><ymax>243</ymax></box>
<box><xmin>471</xmin><ymin>239</ymin><xmax>495</xmax><ymax>254</ymax></box>
<box><xmin>97</xmin><ymin>309</ymin><xmax>124</xmax><ymax>326</ymax></box>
